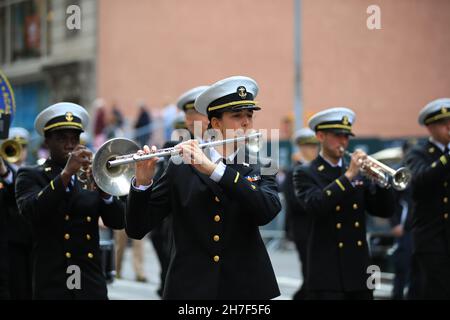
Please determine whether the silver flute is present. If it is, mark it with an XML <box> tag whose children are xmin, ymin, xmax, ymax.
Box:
<box><xmin>107</xmin><ymin>132</ymin><xmax>262</xmax><ymax>168</ymax></box>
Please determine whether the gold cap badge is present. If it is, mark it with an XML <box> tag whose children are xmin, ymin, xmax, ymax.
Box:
<box><xmin>237</xmin><ymin>86</ymin><xmax>247</xmax><ymax>99</ymax></box>
<box><xmin>65</xmin><ymin>112</ymin><xmax>74</xmax><ymax>122</ymax></box>
<box><xmin>342</xmin><ymin>116</ymin><xmax>349</xmax><ymax>125</ymax></box>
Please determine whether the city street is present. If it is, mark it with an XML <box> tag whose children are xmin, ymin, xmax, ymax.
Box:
<box><xmin>107</xmin><ymin>239</ymin><xmax>393</xmax><ymax>300</ymax></box>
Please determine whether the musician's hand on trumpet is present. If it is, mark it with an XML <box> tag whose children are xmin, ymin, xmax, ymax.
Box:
<box><xmin>344</xmin><ymin>148</ymin><xmax>367</xmax><ymax>181</ymax></box>
<box><xmin>61</xmin><ymin>144</ymin><xmax>93</xmax><ymax>188</ymax></box>
<box><xmin>135</xmin><ymin>145</ymin><xmax>160</xmax><ymax>186</ymax></box>
<box><xmin>178</xmin><ymin>140</ymin><xmax>217</xmax><ymax>176</ymax></box>
<box><xmin>340</xmin><ymin>146</ymin><xmax>411</xmax><ymax>190</ymax></box>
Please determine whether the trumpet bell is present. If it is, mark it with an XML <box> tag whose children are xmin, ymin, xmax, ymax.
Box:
<box><xmin>0</xmin><ymin>139</ymin><xmax>23</xmax><ymax>163</ymax></box>
<box><xmin>92</xmin><ymin>138</ymin><xmax>140</xmax><ymax>197</ymax></box>
<box><xmin>392</xmin><ymin>167</ymin><xmax>412</xmax><ymax>191</ymax></box>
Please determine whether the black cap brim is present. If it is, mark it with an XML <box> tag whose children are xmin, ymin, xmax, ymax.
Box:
<box><xmin>47</xmin><ymin>125</ymin><xmax>84</xmax><ymax>133</ymax></box>
<box><xmin>319</xmin><ymin>128</ymin><xmax>354</xmax><ymax>136</ymax></box>
<box><xmin>230</xmin><ymin>105</ymin><xmax>261</xmax><ymax>112</ymax></box>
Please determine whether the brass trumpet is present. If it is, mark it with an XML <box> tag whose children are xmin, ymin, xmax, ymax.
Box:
<box><xmin>0</xmin><ymin>139</ymin><xmax>23</xmax><ymax>164</ymax></box>
<box><xmin>71</xmin><ymin>149</ymin><xmax>95</xmax><ymax>191</ymax></box>
<box><xmin>77</xmin><ymin>163</ymin><xmax>95</xmax><ymax>191</ymax></box>
<box><xmin>340</xmin><ymin>147</ymin><xmax>411</xmax><ymax>191</ymax></box>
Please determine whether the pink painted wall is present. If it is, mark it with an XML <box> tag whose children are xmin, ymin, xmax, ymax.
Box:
<box><xmin>302</xmin><ymin>0</ymin><xmax>450</xmax><ymax>137</ymax></box>
<box><xmin>97</xmin><ymin>0</ymin><xmax>294</xmax><ymax>132</ymax></box>
<box><xmin>98</xmin><ymin>0</ymin><xmax>450</xmax><ymax>138</ymax></box>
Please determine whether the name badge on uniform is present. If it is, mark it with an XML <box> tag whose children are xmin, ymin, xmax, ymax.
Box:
<box><xmin>245</xmin><ymin>175</ymin><xmax>261</xmax><ymax>182</ymax></box>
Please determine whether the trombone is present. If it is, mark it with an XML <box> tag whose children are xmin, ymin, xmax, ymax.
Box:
<box><xmin>340</xmin><ymin>147</ymin><xmax>411</xmax><ymax>191</ymax></box>
<box><xmin>92</xmin><ymin>132</ymin><xmax>261</xmax><ymax>196</ymax></box>
<box><xmin>0</xmin><ymin>139</ymin><xmax>23</xmax><ymax>164</ymax></box>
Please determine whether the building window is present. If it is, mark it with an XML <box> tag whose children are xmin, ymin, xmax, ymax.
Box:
<box><xmin>12</xmin><ymin>0</ymin><xmax>41</xmax><ymax>60</ymax></box>
<box><xmin>0</xmin><ymin>0</ymin><xmax>51</xmax><ymax>64</ymax></box>
<box><xmin>0</xmin><ymin>6</ymin><xmax>6</xmax><ymax>64</ymax></box>
<box><xmin>45</xmin><ymin>0</ymin><xmax>52</xmax><ymax>55</ymax></box>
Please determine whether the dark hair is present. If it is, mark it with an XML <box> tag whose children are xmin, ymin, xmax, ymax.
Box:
<box><xmin>207</xmin><ymin>109</ymin><xmax>226</xmax><ymax>129</ymax></box>
<box><xmin>44</xmin><ymin>130</ymin><xmax>53</xmax><ymax>139</ymax></box>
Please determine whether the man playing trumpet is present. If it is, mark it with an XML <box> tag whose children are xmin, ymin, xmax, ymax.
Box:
<box><xmin>126</xmin><ymin>76</ymin><xmax>281</xmax><ymax>299</ymax></box>
<box><xmin>405</xmin><ymin>98</ymin><xmax>450</xmax><ymax>299</ymax></box>
<box><xmin>15</xmin><ymin>102</ymin><xmax>125</xmax><ymax>300</ymax></box>
<box><xmin>293</xmin><ymin>107</ymin><xmax>395</xmax><ymax>300</ymax></box>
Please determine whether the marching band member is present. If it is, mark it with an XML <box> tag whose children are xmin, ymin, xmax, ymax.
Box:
<box><xmin>15</xmin><ymin>103</ymin><xmax>125</xmax><ymax>300</ymax></box>
<box><xmin>148</xmin><ymin>85</ymin><xmax>211</xmax><ymax>297</ymax></box>
<box><xmin>405</xmin><ymin>98</ymin><xmax>450</xmax><ymax>299</ymax></box>
<box><xmin>281</xmin><ymin>128</ymin><xmax>319</xmax><ymax>299</ymax></box>
<box><xmin>0</xmin><ymin>152</ymin><xmax>10</xmax><ymax>299</ymax></box>
<box><xmin>0</xmin><ymin>127</ymin><xmax>33</xmax><ymax>299</ymax></box>
<box><xmin>293</xmin><ymin>107</ymin><xmax>395</xmax><ymax>300</ymax></box>
<box><xmin>126</xmin><ymin>76</ymin><xmax>281</xmax><ymax>299</ymax></box>
<box><xmin>176</xmin><ymin>85</ymin><xmax>210</xmax><ymax>140</ymax></box>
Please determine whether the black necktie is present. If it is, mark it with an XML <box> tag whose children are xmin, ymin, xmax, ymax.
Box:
<box><xmin>68</xmin><ymin>176</ymin><xmax>76</xmax><ymax>192</ymax></box>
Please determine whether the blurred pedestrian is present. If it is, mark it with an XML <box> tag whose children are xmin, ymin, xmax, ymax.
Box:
<box><xmin>105</xmin><ymin>105</ymin><xmax>125</xmax><ymax>139</ymax></box>
<box><xmin>134</xmin><ymin>102</ymin><xmax>152</xmax><ymax>147</ymax></box>
<box><xmin>161</xmin><ymin>102</ymin><xmax>177</xmax><ymax>141</ymax></box>
<box><xmin>112</xmin><ymin>104</ymin><xmax>125</xmax><ymax>129</ymax></box>
<box><xmin>115</xmin><ymin>229</ymin><xmax>147</xmax><ymax>282</ymax></box>
<box><xmin>93</xmin><ymin>98</ymin><xmax>107</xmax><ymax>150</ymax></box>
